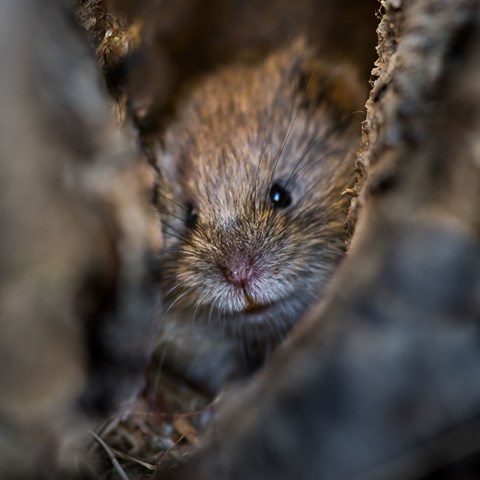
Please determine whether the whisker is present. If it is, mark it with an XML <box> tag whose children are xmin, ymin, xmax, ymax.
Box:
<box><xmin>252</xmin><ymin>138</ymin><xmax>271</xmax><ymax>222</ymax></box>
<box><xmin>279</xmin><ymin>109</ymin><xmax>361</xmax><ymax>195</ymax></box>
<box><xmin>161</xmin><ymin>281</ymin><xmax>185</xmax><ymax>303</ymax></box>
<box><xmin>265</xmin><ymin>102</ymin><xmax>302</xmax><ymax>205</ymax></box>
<box><xmin>157</xmin><ymin>209</ymin><xmax>186</xmax><ymax>224</ymax></box>
<box><xmin>290</xmin><ymin>160</ymin><xmax>351</xmax><ymax>219</ymax></box>
<box><xmin>158</xmin><ymin>290</ymin><xmax>191</xmax><ymax>329</ymax></box>
<box><xmin>156</xmin><ymin>191</ymin><xmax>188</xmax><ymax>214</ymax></box>
<box><xmin>192</xmin><ymin>291</ymin><xmax>210</xmax><ymax>325</ymax></box>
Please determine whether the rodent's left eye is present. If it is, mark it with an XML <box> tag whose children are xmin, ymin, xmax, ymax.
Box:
<box><xmin>269</xmin><ymin>182</ymin><xmax>292</xmax><ymax>209</ymax></box>
<box><xmin>185</xmin><ymin>201</ymin><xmax>198</xmax><ymax>229</ymax></box>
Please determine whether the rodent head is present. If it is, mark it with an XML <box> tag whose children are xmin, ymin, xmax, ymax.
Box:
<box><xmin>155</xmin><ymin>41</ymin><xmax>364</xmax><ymax>341</ymax></box>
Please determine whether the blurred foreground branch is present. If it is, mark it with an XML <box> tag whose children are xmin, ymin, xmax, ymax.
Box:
<box><xmin>0</xmin><ymin>0</ymin><xmax>156</xmax><ymax>478</ymax></box>
<box><xmin>3</xmin><ymin>0</ymin><xmax>480</xmax><ymax>479</ymax></box>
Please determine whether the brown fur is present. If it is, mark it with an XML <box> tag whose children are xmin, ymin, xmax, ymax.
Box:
<box><xmin>154</xmin><ymin>41</ymin><xmax>365</xmax><ymax>393</ymax></box>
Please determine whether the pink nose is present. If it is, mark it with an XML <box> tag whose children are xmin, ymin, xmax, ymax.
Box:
<box><xmin>224</xmin><ymin>258</ymin><xmax>254</xmax><ymax>288</ymax></box>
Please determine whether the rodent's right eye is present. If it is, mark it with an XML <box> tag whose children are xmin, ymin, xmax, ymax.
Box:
<box><xmin>185</xmin><ymin>201</ymin><xmax>198</xmax><ymax>229</ymax></box>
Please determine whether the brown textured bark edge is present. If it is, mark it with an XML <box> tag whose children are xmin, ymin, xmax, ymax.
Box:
<box><xmin>347</xmin><ymin>0</ymin><xmax>480</xmax><ymax>239</ymax></box>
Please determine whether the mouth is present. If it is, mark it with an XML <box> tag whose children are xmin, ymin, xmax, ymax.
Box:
<box><xmin>243</xmin><ymin>301</ymin><xmax>276</xmax><ymax>316</ymax></box>
<box><xmin>238</xmin><ymin>289</ymin><xmax>280</xmax><ymax>316</ymax></box>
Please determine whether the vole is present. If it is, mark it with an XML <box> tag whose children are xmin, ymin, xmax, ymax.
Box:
<box><xmin>153</xmin><ymin>40</ymin><xmax>365</xmax><ymax>395</ymax></box>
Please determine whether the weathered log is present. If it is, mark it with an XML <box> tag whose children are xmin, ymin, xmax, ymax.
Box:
<box><xmin>0</xmin><ymin>0</ymin><xmax>156</xmax><ymax>478</ymax></box>
<box><xmin>75</xmin><ymin>0</ymin><xmax>378</xmax><ymax>133</ymax></box>
<box><xmin>159</xmin><ymin>0</ymin><xmax>480</xmax><ymax>479</ymax></box>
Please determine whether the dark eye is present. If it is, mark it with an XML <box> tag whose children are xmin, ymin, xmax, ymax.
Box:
<box><xmin>269</xmin><ymin>182</ymin><xmax>292</xmax><ymax>209</ymax></box>
<box><xmin>185</xmin><ymin>201</ymin><xmax>198</xmax><ymax>229</ymax></box>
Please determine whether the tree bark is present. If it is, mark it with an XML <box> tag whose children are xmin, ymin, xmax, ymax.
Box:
<box><xmin>4</xmin><ymin>0</ymin><xmax>480</xmax><ymax>479</ymax></box>
<box><xmin>0</xmin><ymin>0</ymin><xmax>156</xmax><ymax>478</ymax></box>
<box><xmin>75</xmin><ymin>0</ymin><xmax>378</xmax><ymax>133</ymax></box>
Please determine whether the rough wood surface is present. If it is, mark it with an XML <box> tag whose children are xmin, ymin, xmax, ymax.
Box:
<box><xmin>5</xmin><ymin>0</ymin><xmax>480</xmax><ymax>479</ymax></box>
<box><xmin>0</xmin><ymin>0</ymin><xmax>157</xmax><ymax>478</ymax></box>
<box><xmin>76</xmin><ymin>0</ymin><xmax>378</xmax><ymax>134</ymax></box>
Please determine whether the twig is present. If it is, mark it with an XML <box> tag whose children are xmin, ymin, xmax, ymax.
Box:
<box><xmin>90</xmin><ymin>431</ymin><xmax>131</xmax><ymax>480</ymax></box>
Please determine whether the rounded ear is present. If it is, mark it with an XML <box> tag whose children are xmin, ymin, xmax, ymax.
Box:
<box><xmin>276</xmin><ymin>36</ymin><xmax>367</xmax><ymax>116</ymax></box>
<box><xmin>297</xmin><ymin>57</ymin><xmax>367</xmax><ymax>115</ymax></box>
